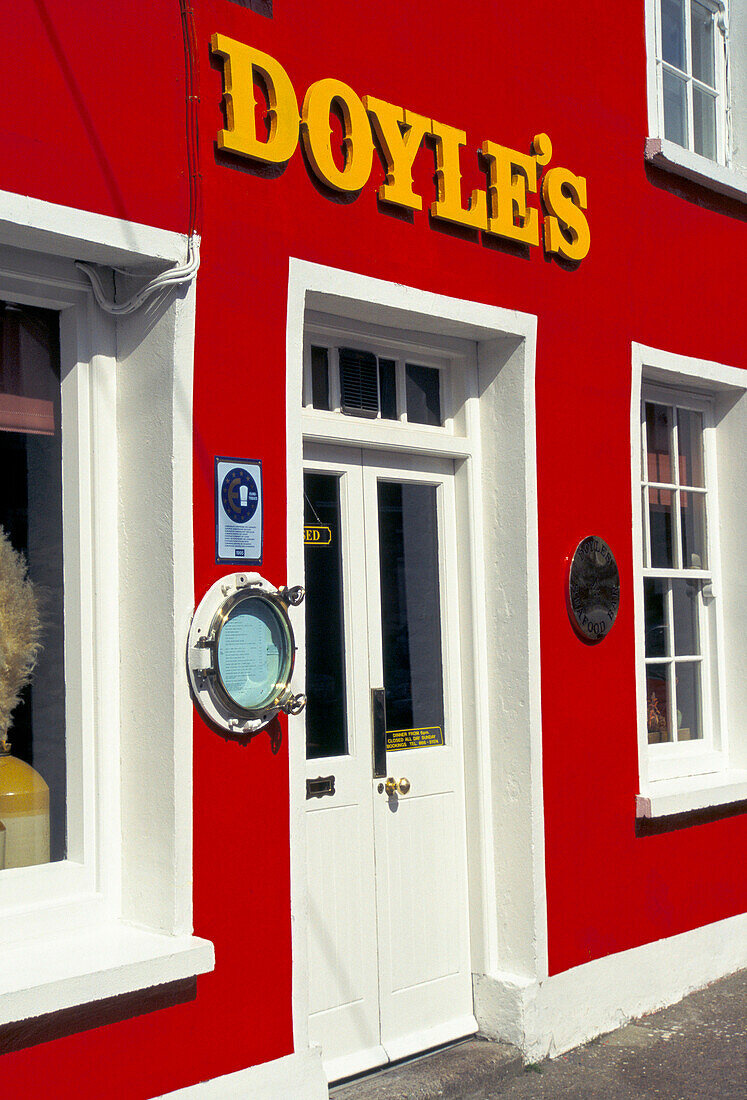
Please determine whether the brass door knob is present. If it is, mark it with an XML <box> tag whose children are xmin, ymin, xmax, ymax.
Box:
<box><xmin>383</xmin><ymin>776</ymin><xmax>411</xmax><ymax>796</ymax></box>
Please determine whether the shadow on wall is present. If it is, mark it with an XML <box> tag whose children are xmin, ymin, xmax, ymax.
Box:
<box><xmin>226</xmin><ymin>0</ymin><xmax>273</xmax><ymax>16</ymax></box>
<box><xmin>644</xmin><ymin>163</ymin><xmax>747</xmax><ymax>222</ymax></box>
<box><xmin>635</xmin><ymin>798</ymin><xmax>747</xmax><ymax>837</ymax></box>
<box><xmin>0</xmin><ymin>978</ymin><xmax>197</xmax><ymax>1055</ymax></box>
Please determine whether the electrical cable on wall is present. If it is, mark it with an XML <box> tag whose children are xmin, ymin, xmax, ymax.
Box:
<box><xmin>76</xmin><ymin>0</ymin><xmax>202</xmax><ymax>315</ymax></box>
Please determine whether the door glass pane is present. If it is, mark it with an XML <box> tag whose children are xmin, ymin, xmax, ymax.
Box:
<box><xmin>646</xmin><ymin>663</ymin><xmax>673</xmax><ymax>743</ymax></box>
<box><xmin>693</xmin><ymin>85</ymin><xmax>717</xmax><ymax>160</ymax></box>
<box><xmin>661</xmin><ymin>0</ymin><xmax>686</xmax><ymax>70</ymax></box>
<box><xmin>672</xmin><ymin>578</ymin><xmax>700</xmax><ymax>655</ymax></box>
<box><xmin>0</xmin><ymin>303</ymin><xmax>65</xmax><ymax>867</ymax></box>
<box><xmin>663</xmin><ymin>68</ymin><xmax>689</xmax><ymax>148</ymax></box>
<box><xmin>675</xmin><ymin>661</ymin><xmax>702</xmax><ymax>741</ymax></box>
<box><xmin>405</xmin><ymin>364</ymin><xmax>442</xmax><ymax>426</ymax></box>
<box><xmin>377</xmin><ymin>481</ymin><xmax>445</xmax><ymax>741</ymax></box>
<box><xmin>677</xmin><ymin>408</ymin><xmax>704</xmax><ymax>486</ymax></box>
<box><xmin>644</xmin><ymin>578</ymin><xmax>669</xmax><ymax>657</ymax></box>
<box><xmin>304</xmin><ymin>472</ymin><xmax>348</xmax><ymax>759</ymax></box>
<box><xmin>649</xmin><ymin>486</ymin><xmax>675</xmax><ymax>568</ymax></box>
<box><xmin>691</xmin><ymin>1</ymin><xmax>715</xmax><ymax>86</ymax></box>
<box><xmin>680</xmin><ymin>490</ymin><xmax>707</xmax><ymax>569</ymax></box>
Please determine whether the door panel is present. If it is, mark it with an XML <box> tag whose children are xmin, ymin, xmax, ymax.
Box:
<box><xmin>304</xmin><ymin>444</ymin><xmax>475</xmax><ymax>1081</ymax></box>
<box><xmin>304</xmin><ymin>451</ymin><xmax>382</xmax><ymax>1073</ymax></box>
<box><xmin>363</xmin><ymin>454</ymin><xmax>474</xmax><ymax>1056</ymax></box>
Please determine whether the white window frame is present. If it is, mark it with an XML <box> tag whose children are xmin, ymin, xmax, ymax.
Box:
<box><xmin>640</xmin><ymin>384</ymin><xmax>723</xmax><ymax>780</ymax></box>
<box><xmin>644</xmin><ymin>0</ymin><xmax>747</xmax><ymax>202</ymax></box>
<box><xmin>656</xmin><ymin>0</ymin><xmax>727</xmax><ymax>163</ymax></box>
<box><xmin>632</xmin><ymin>343</ymin><xmax>747</xmax><ymax>818</ymax></box>
<box><xmin>0</xmin><ymin>190</ymin><xmax>213</xmax><ymax>1026</ymax></box>
<box><xmin>302</xmin><ymin>312</ymin><xmax>473</xmax><ymax>457</ymax></box>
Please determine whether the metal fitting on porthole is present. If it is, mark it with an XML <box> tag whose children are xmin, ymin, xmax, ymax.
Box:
<box><xmin>187</xmin><ymin>572</ymin><xmax>306</xmax><ymax>735</ymax></box>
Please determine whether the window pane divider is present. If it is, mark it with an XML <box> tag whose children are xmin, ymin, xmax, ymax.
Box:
<box><xmin>329</xmin><ymin>343</ymin><xmax>342</xmax><ymax>413</ymax></box>
<box><xmin>643</xmin><ymin>568</ymin><xmax>712</xmax><ymax>580</ymax></box>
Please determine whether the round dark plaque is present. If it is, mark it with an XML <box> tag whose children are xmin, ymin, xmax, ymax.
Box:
<box><xmin>567</xmin><ymin>536</ymin><xmax>620</xmax><ymax>643</ymax></box>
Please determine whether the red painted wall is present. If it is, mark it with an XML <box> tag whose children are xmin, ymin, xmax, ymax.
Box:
<box><xmin>0</xmin><ymin>0</ymin><xmax>744</xmax><ymax>1094</ymax></box>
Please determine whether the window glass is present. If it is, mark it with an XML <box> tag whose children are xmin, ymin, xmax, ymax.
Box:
<box><xmin>675</xmin><ymin>662</ymin><xmax>702</xmax><ymax>741</ymax></box>
<box><xmin>647</xmin><ymin>664</ymin><xmax>673</xmax><ymax>743</ymax></box>
<box><xmin>648</xmin><ymin>486</ymin><xmax>675</xmax><ymax>568</ymax></box>
<box><xmin>304</xmin><ymin>472</ymin><xmax>348</xmax><ymax>759</ymax></box>
<box><xmin>0</xmin><ymin>303</ymin><xmax>65</xmax><ymax>869</ymax></box>
<box><xmin>644</xmin><ymin>578</ymin><xmax>669</xmax><ymax>657</ymax></box>
<box><xmin>405</xmin><ymin>363</ymin><xmax>442</xmax><ymax>426</ymax></box>
<box><xmin>693</xmin><ymin>86</ymin><xmax>717</xmax><ymax>160</ymax></box>
<box><xmin>378</xmin><ymin>358</ymin><xmax>397</xmax><ymax>420</ymax></box>
<box><xmin>677</xmin><ymin>408</ymin><xmax>704</xmax><ymax>487</ymax></box>
<box><xmin>690</xmin><ymin>1</ymin><xmax>715</xmax><ymax>86</ymax></box>
<box><xmin>662</xmin><ymin>0</ymin><xmax>687</xmax><ymax>69</ymax></box>
<box><xmin>663</xmin><ymin>69</ymin><xmax>689</xmax><ymax>147</ymax></box>
<box><xmin>680</xmin><ymin>491</ymin><xmax>707</xmax><ymax>569</ymax></box>
<box><xmin>672</xmin><ymin>579</ymin><xmax>700</xmax><ymax>655</ymax></box>
<box><xmin>310</xmin><ymin>345</ymin><xmax>330</xmax><ymax>411</ymax></box>
<box><xmin>646</xmin><ymin>403</ymin><xmax>673</xmax><ymax>483</ymax></box>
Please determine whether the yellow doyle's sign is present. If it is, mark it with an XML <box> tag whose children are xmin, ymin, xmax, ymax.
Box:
<box><xmin>211</xmin><ymin>35</ymin><xmax>590</xmax><ymax>262</ymax></box>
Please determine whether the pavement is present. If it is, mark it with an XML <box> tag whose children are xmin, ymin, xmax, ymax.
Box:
<box><xmin>331</xmin><ymin>968</ymin><xmax>746</xmax><ymax>1099</ymax></box>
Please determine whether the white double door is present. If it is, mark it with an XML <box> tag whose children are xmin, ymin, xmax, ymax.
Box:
<box><xmin>303</xmin><ymin>444</ymin><xmax>475</xmax><ymax>1083</ymax></box>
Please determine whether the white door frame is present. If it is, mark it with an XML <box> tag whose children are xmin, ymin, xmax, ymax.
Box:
<box><xmin>286</xmin><ymin>260</ymin><xmax>545</xmax><ymax>1071</ymax></box>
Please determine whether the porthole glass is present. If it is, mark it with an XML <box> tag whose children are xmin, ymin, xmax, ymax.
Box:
<box><xmin>215</xmin><ymin>595</ymin><xmax>293</xmax><ymax>714</ymax></box>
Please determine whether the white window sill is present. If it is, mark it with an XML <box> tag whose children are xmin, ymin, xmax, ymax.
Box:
<box><xmin>0</xmin><ymin>920</ymin><xmax>214</xmax><ymax>1026</ymax></box>
<box><xmin>636</xmin><ymin>770</ymin><xmax>747</xmax><ymax>819</ymax></box>
<box><xmin>644</xmin><ymin>137</ymin><xmax>747</xmax><ymax>204</ymax></box>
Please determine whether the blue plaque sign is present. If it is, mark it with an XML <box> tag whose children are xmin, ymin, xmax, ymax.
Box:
<box><xmin>215</xmin><ymin>457</ymin><xmax>263</xmax><ymax>564</ymax></box>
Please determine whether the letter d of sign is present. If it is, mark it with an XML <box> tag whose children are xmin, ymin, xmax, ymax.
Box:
<box><xmin>210</xmin><ymin>35</ymin><xmax>300</xmax><ymax>164</ymax></box>
<box><xmin>302</xmin><ymin>79</ymin><xmax>374</xmax><ymax>193</ymax></box>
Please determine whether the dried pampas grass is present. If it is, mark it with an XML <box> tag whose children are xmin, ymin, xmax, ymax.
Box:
<box><xmin>0</xmin><ymin>526</ymin><xmax>41</xmax><ymax>743</ymax></box>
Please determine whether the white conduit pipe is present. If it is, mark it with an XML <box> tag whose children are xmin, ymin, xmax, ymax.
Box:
<box><xmin>75</xmin><ymin>234</ymin><xmax>200</xmax><ymax>316</ymax></box>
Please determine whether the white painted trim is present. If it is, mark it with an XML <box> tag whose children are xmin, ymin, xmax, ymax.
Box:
<box><xmin>631</xmin><ymin>342</ymin><xmax>747</xmax><ymax>809</ymax></box>
<box><xmin>286</xmin><ymin>260</ymin><xmax>545</xmax><ymax>1067</ymax></box>
<box><xmin>475</xmin><ymin>910</ymin><xmax>747</xmax><ymax>1062</ymax></box>
<box><xmin>0</xmin><ymin>187</ymin><xmax>188</xmax><ymax>267</ymax></box>
<box><xmin>155</xmin><ymin>1047</ymin><xmax>328</xmax><ymax>1100</ymax></box>
<box><xmin>636</xmin><ymin>769</ymin><xmax>747</xmax><ymax>817</ymax></box>
<box><xmin>644</xmin><ymin>0</ymin><xmax>661</xmax><ymax>139</ymax></box>
<box><xmin>0</xmin><ymin>925</ymin><xmax>213</xmax><ymax>1027</ymax></box>
<box><xmin>645</xmin><ymin>137</ymin><xmax>747</xmax><ymax>201</ymax></box>
<box><xmin>523</xmin><ymin>324</ymin><xmax>546</xmax><ymax>980</ymax></box>
<box><xmin>0</xmin><ymin>192</ymin><xmax>212</xmax><ymax>1021</ymax></box>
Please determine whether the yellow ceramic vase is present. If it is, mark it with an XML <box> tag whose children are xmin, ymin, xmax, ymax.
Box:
<box><xmin>0</xmin><ymin>750</ymin><xmax>50</xmax><ymax>869</ymax></box>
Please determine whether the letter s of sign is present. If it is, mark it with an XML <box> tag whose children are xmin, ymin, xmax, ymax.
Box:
<box><xmin>210</xmin><ymin>35</ymin><xmax>300</xmax><ymax>164</ymax></box>
<box><xmin>301</xmin><ymin>79</ymin><xmax>374</xmax><ymax>193</ymax></box>
<box><xmin>541</xmin><ymin>166</ymin><xmax>590</xmax><ymax>262</ymax></box>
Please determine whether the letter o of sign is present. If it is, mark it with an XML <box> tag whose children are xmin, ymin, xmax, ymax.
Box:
<box><xmin>302</xmin><ymin>78</ymin><xmax>374</xmax><ymax>193</ymax></box>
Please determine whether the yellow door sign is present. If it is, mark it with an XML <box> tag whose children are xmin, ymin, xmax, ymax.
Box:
<box><xmin>304</xmin><ymin>525</ymin><xmax>332</xmax><ymax>546</ymax></box>
<box><xmin>386</xmin><ymin>726</ymin><xmax>444</xmax><ymax>751</ymax></box>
